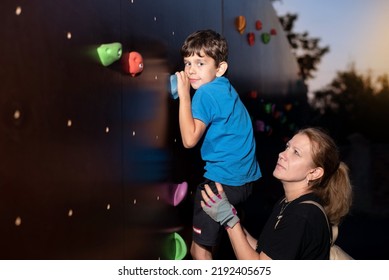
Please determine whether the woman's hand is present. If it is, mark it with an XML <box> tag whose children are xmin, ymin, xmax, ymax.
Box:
<box><xmin>200</xmin><ymin>182</ymin><xmax>240</xmax><ymax>228</ymax></box>
<box><xmin>201</xmin><ymin>183</ymin><xmax>267</xmax><ymax>260</ymax></box>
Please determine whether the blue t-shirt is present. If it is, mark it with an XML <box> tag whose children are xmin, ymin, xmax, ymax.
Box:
<box><xmin>192</xmin><ymin>77</ymin><xmax>261</xmax><ymax>186</ymax></box>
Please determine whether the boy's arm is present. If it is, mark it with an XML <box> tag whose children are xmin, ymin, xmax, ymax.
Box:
<box><xmin>176</xmin><ymin>71</ymin><xmax>206</xmax><ymax>148</ymax></box>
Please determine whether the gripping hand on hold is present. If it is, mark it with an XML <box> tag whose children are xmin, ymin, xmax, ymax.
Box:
<box><xmin>201</xmin><ymin>182</ymin><xmax>240</xmax><ymax>228</ymax></box>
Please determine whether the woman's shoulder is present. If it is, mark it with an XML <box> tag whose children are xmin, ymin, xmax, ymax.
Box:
<box><xmin>290</xmin><ymin>194</ymin><xmax>327</xmax><ymax>226</ymax></box>
<box><xmin>294</xmin><ymin>192</ymin><xmax>322</xmax><ymax>205</ymax></box>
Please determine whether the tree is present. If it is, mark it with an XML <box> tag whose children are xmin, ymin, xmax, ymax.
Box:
<box><xmin>309</xmin><ymin>64</ymin><xmax>389</xmax><ymax>142</ymax></box>
<box><xmin>278</xmin><ymin>13</ymin><xmax>330</xmax><ymax>81</ymax></box>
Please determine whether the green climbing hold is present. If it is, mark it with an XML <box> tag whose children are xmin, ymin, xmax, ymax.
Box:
<box><xmin>261</xmin><ymin>33</ymin><xmax>271</xmax><ymax>44</ymax></box>
<box><xmin>97</xmin><ymin>42</ymin><xmax>122</xmax><ymax>66</ymax></box>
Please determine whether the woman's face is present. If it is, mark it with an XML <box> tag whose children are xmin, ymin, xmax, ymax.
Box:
<box><xmin>273</xmin><ymin>133</ymin><xmax>316</xmax><ymax>184</ymax></box>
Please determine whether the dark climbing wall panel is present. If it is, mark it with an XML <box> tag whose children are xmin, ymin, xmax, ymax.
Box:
<box><xmin>0</xmin><ymin>0</ymin><xmax>303</xmax><ymax>259</ymax></box>
<box><xmin>223</xmin><ymin>0</ymin><xmax>304</xmax><ymax>96</ymax></box>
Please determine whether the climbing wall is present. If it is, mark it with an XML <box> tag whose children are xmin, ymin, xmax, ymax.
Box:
<box><xmin>0</xmin><ymin>0</ymin><xmax>305</xmax><ymax>259</ymax></box>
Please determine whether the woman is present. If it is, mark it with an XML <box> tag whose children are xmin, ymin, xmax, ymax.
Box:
<box><xmin>201</xmin><ymin>127</ymin><xmax>352</xmax><ymax>259</ymax></box>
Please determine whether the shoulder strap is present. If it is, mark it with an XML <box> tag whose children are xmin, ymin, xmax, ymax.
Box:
<box><xmin>279</xmin><ymin>197</ymin><xmax>287</xmax><ymax>204</ymax></box>
<box><xmin>300</xmin><ymin>200</ymin><xmax>337</xmax><ymax>245</ymax></box>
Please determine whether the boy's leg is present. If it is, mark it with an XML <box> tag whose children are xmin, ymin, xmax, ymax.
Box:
<box><xmin>191</xmin><ymin>180</ymin><xmax>253</xmax><ymax>259</ymax></box>
<box><xmin>191</xmin><ymin>181</ymin><xmax>221</xmax><ymax>260</ymax></box>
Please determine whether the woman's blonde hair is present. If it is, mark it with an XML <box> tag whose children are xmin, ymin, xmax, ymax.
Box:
<box><xmin>299</xmin><ymin>127</ymin><xmax>353</xmax><ymax>225</ymax></box>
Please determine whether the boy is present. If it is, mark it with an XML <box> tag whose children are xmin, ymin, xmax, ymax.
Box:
<box><xmin>175</xmin><ymin>29</ymin><xmax>261</xmax><ymax>259</ymax></box>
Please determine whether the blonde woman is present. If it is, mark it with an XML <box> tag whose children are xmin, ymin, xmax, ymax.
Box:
<box><xmin>201</xmin><ymin>127</ymin><xmax>352</xmax><ymax>260</ymax></box>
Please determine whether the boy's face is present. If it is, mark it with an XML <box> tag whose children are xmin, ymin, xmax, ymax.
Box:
<box><xmin>183</xmin><ymin>50</ymin><xmax>221</xmax><ymax>89</ymax></box>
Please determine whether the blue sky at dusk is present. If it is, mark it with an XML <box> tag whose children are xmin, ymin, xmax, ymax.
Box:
<box><xmin>272</xmin><ymin>0</ymin><xmax>389</xmax><ymax>93</ymax></box>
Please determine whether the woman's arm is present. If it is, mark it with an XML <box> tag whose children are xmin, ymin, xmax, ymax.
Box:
<box><xmin>226</xmin><ymin>223</ymin><xmax>260</xmax><ymax>260</ymax></box>
<box><xmin>201</xmin><ymin>183</ymin><xmax>271</xmax><ymax>260</ymax></box>
<box><xmin>226</xmin><ymin>224</ymin><xmax>271</xmax><ymax>260</ymax></box>
<box><xmin>243</xmin><ymin>227</ymin><xmax>258</xmax><ymax>250</ymax></box>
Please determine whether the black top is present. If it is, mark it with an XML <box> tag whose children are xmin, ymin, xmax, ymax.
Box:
<box><xmin>256</xmin><ymin>192</ymin><xmax>330</xmax><ymax>260</ymax></box>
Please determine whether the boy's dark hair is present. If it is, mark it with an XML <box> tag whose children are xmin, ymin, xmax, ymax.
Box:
<box><xmin>181</xmin><ymin>29</ymin><xmax>228</xmax><ymax>66</ymax></box>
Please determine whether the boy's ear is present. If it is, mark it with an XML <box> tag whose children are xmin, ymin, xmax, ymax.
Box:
<box><xmin>216</xmin><ymin>62</ymin><xmax>228</xmax><ymax>77</ymax></box>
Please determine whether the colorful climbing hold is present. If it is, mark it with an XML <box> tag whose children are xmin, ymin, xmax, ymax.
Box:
<box><xmin>235</xmin><ymin>16</ymin><xmax>246</xmax><ymax>34</ymax></box>
<box><xmin>97</xmin><ymin>42</ymin><xmax>122</xmax><ymax>66</ymax></box>
<box><xmin>247</xmin><ymin>32</ymin><xmax>255</xmax><ymax>46</ymax></box>
<box><xmin>261</xmin><ymin>33</ymin><xmax>271</xmax><ymax>44</ymax></box>
<box><xmin>122</xmin><ymin>51</ymin><xmax>144</xmax><ymax>77</ymax></box>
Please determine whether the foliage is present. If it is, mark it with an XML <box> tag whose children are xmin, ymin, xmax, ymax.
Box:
<box><xmin>309</xmin><ymin>64</ymin><xmax>389</xmax><ymax>142</ymax></box>
<box><xmin>278</xmin><ymin>13</ymin><xmax>330</xmax><ymax>81</ymax></box>
<box><xmin>272</xmin><ymin>1</ymin><xmax>389</xmax><ymax>142</ymax></box>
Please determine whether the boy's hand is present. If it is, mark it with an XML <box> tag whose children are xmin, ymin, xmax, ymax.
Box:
<box><xmin>201</xmin><ymin>182</ymin><xmax>240</xmax><ymax>228</ymax></box>
<box><xmin>175</xmin><ymin>71</ymin><xmax>191</xmax><ymax>99</ymax></box>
